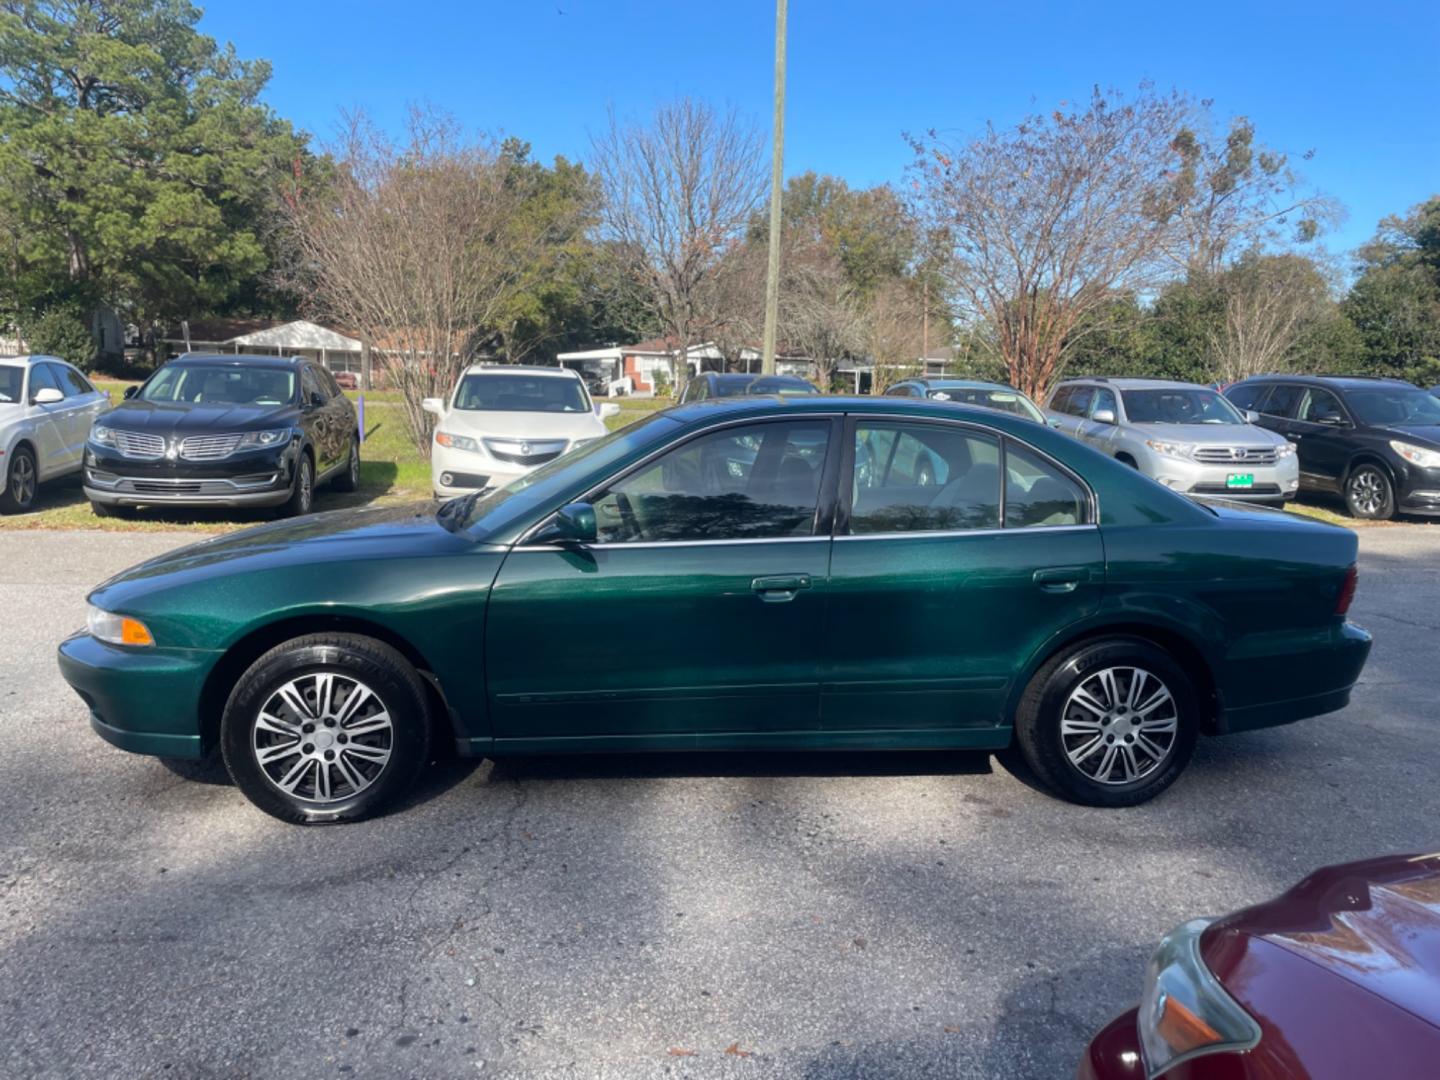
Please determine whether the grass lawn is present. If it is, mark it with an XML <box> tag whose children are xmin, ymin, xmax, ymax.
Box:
<box><xmin>0</xmin><ymin>386</ymin><xmax>671</xmax><ymax>533</ymax></box>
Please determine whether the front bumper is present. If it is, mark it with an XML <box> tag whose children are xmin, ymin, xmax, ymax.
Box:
<box><xmin>430</xmin><ymin>444</ymin><xmax>528</xmax><ymax>497</ymax></box>
<box><xmin>57</xmin><ymin>632</ymin><xmax>218</xmax><ymax>759</ymax></box>
<box><xmin>1397</xmin><ymin>467</ymin><xmax>1440</xmax><ymax>516</ymax></box>
<box><xmin>1143</xmin><ymin>450</ymin><xmax>1300</xmax><ymax>502</ymax></box>
<box><xmin>84</xmin><ymin>441</ymin><xmax>298</xmax><ymax>508</ymax></box>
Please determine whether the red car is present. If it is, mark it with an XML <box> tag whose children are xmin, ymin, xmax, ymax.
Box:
<box><xmin>331</xmin><ymin>370</ymin><xmax>359</xmax><ymax>390</ymax></box>
<box><xmin>1079</xmin><ymin>854</ymin><xmax>1440</xmax><ymax>1079</ymax></box>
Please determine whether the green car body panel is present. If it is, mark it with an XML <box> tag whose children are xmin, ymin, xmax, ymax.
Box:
<box><xmin>57</xmin><ymin>396</ymin><xmax>1372</xmax><ymax>763</ymax></box>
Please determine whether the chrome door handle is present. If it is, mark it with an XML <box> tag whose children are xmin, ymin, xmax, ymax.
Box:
<box><xmin>1033</xmin><ymin>567</ymin><xmax>1087</xmax><ymax>593</ymax></box>
<box><xmin>751</xmin><ymin>574</ymin><xmax>812</xmax><ymax>602</ymax></box>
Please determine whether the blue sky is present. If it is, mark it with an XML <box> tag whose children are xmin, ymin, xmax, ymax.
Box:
<box><xmin>202</xmin><ymin>0</ymin><xmax>1438</xmax><ymax>258</ymax></box>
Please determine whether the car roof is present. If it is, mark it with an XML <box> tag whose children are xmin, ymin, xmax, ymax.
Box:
<box><xmin>911</xmin><ymin>378</ymin><xmax>1018</xmax><ymax>391</ymax></box>
<box><xmin>461</xmin><ymin>364</ymin><xmax>580</xmax><ymax>379</ymax></box>
<box><xmin>168</xmin><ymin>353</ymin><xmax>307</xmax><ymax>369</ymax></box>
<box><xmin>664</xmin><ymin>393</ymin><xmax>1047</xmax><ymax>430</ymax></box>
<box><xmin>1235</xmin><ymin>374</ymin><xmax>1417</xmax><ymax>391</ymax></box>
<box><xmin>0</xmin><ymin>354</ymin><xmax>67</xmax><ymax>366</ymax></box>
<box><xmin>1059</xmin><ymin>377</ymin><xmax>1211</xmax><ymax>391</ymax></box>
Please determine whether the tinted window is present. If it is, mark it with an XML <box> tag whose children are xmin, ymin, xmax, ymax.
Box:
<box><xmin>27</xmin><ymin>363</ymin><xmax>60</xmax><ymax>399</ymax></box>
<box><xmin>50</xmin><ymin>363</ymin><xmax>94</xmax><ymax>397</ymax></box>
<box><xmin>317</xmin><ymin>367</ymin><xmax>344</xmax><ymax>398</ymax></box>
<box><xmin>301</xmin><ymin>366</ymin><xmax>324</xmax><ymax>402</ymax></box>
<box><xmin>1120</xmin><ymin>388</ymin><xmax>1245</xmax><ymax>425</ymax></box>
<box><xmin>884</xmin><ymin>384</ymin><xmax>913</xmax><ymax>397</ymax></box>
<box><xmin>1345</xmin><ymin>387</ymin><xmax>1440</xmax><ymax>426</ymax></box>
<box><xmin>1224</xmin><ymin>382</ymin><xmax>1268</xmax><ymax>411</ymax></box>
<box><xmin>747</xmin><ymin>376</ymin><xmax>816</xmax><ymax>396</ymax></box>
<box><xmin>713</xmin><ymin>376</ymin><xmax>756</xmax><ymax>397</ymax></box>
<box><xmin>1063</xmin><ymin>386</ymin><xmax>1095</xmax><ymax>416</ymax></box>
<box><xmin>141</xmin><ymin>365</ymin><xmax>295</xmax><ymax>405</ymax></box>
<box><xmin>1298</xmin><ymin>388</ymin><xmax>1347</xmax><ymax>425</ymax></box>
<box><xmin>1005</xmin><ymin>442</ymin><xmax>1087</xmax><ymax>528</ymax></box>
<box><xmin>455</xmin><ymin>373</ymin><xmax>589</xmax><ymax>412</ymax></box>
<box><xmin>1259</xmin><ymin>384</ymin><xmax>1304</xmax><ymax>419</ymax></box>
<box><xmin>851</xmin><ymin>421</ymin><xmax>1001</xmax><ymax>534</ymax></box>
<box><xmin>1048</xmin><ymin>386</ymin><xmax>1073</xmax><ymax>413</ymax></box>
<box><xmin>0</xmin><ymin>366</ymin><xmax>22</xmax><ymax>404</ymax></box>
<box><xmin>929</xmin><ymin>386</ymin><xmax>1045</xmax><ymax>422</ymax></box>
<box><xmin>593</xmin><ymin>420</ymin><xmax>830</xmax><ymax>543</ymax></box>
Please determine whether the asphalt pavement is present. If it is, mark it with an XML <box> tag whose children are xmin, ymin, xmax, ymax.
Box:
<box><xmin>1</xmin><ymin>523</ymin><xmax>1437</xmax><ymax>1079</ymax></box>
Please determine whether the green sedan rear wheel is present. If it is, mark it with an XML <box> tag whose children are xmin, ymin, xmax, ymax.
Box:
<box><xmin>1013</xmin><ymin>637</ymin><xmax>1199</xmax><ymax>807</ymax></box>
<box><xmin>220</xmin><ymin>633</ymin><xmax>431</xmax><ymax>825</ymax></box>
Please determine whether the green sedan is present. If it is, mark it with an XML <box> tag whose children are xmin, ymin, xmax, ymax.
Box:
<box><xmin>58</xmin><ymin>396</ymin><xmax>1372</xmax><ymax>824</ymax></box>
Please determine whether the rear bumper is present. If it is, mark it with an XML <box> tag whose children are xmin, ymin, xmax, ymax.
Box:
<box><xmin>1076</xmin><ymin>1009</ymin><xmax>1145</xmax><ymax>1080</ymax></box>
<box><xmin>57</xmin><ymin>632</ymin><xmax>216</xmax><ymax>759</ymax></box>
<box><xmin>1215</xmin><ymin>620</ymin><xmax>1372</xmax><ymax>735</ymax></box>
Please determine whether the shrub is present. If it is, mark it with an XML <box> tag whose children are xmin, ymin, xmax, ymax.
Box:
<box><xmin>26</xmin><ymin>306</ymin><xmax>95</xmax><ymax>369</ymax></box>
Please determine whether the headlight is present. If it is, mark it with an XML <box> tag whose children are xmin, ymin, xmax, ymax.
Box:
<box><xmin>91</xmin><ymin>425</ymin><xmax>116</xmax><ymax>447</ymax></box>
<box><xmin>1391</xmin><ymin>440</ymin><xmax>1440</xmax><ymax>468</ymax></box>
<box><xmin>87</xmin><ymin>604</ymin><xmax>154</xmax><ymax>647</ymax></box>
<box><xmin>235</xmin><ymin>429</ymin><xmax>292</xmax><ymax>451</ymax></box>
<box><xmin>1146</xmin><ymin>439</ymin><xmax>1195</xmax><ymax>460</ymax></box>
<box><xmin>435</xmin><ymin>431</ymin><xmax>480</xmax><ymax>453</ymax></box>
<box><xmin>1138</xmin><ymin>919</ymin><xmax>1261</xmax><ymax>1078</ymax></box>
<box><xmin>569</xmin><ymin>437</ymin><xmax>598</xmax><ymax>450</ymax></box>
<box><xmin>1274</xmin><ymin>442</ymin><xmax>1296</xmax><ymax>459</ymax></box>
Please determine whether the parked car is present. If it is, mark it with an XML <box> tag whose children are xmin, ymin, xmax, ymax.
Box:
<box><xmin>84</xmin><ymin>354</ymin><xmax>358</xmax><ymax>518</ymax></box>
<box><xmin>678</xmin><ymin>372</ymin><xmax>820</xmax><ymax>402</ymax></box>
<box><xmin>884</xmin><ymin>378</ymin><xmax>1046</xmax><ymax>422</ymax></box>
<box><xmin>1078</xmin><ymin>853</ymin><xmax>1440</xmax><ymax>1079</ymax></box>
<box><xmin>1225</xmin><ymin>375</ymin><xmax>1440</xmax><ymax>520</ymax></box>
<box><xmin>330</xmin><ymin>371</ymin><xmax>359</xmax><ymax>391</ymax></box>
<box><xmin>0</xmin><ymin>354</ymin><xmax>110</xmax><ymax>513</ymax></box>
<box><xmin>423</xmin><ymin>364</ymin><xmax>620</xmax><ymax>499</ymax></box>
<box><xmin>1046</xmin><ymin>378</ymin><xmax>1298</xmax><ymax>507</ymax></box>
<box><xmin>58</xmin><ymin>394</ymin><xmax>1370</xmax><ymax>824</ymax></box>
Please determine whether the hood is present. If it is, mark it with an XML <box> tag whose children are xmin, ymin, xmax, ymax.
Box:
<box><xmin>99</xmin><ymin>398</ymin><xmax>300</xmax><ymax>436</ymax></box>
<box><xmin>1207</xmin><ymin>854</ymin><xmax>1440</xmax><ymax>1029</ymax></box>
<box><xmin>1382</xmin><ymin>423</ymin><xmax>1440</xmax><ymax>448</ymax></box>
<box><xmin>441</xmin><ymin>408</ymin><xmax>606</xmax><ymax>441</ymax></box>
<box><xmin>91</xmin><ymin>502</ymin><xmax>480</xmax><ymax>605</ymax></box>
<box><xmin>1134</xmin><ymin>422</ymin><xmax>1285</xmax><ymax>447</ymax></box>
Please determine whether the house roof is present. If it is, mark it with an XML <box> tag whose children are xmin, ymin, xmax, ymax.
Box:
<box><xmin>228</xmin><ymin>320</ymin><xmax>363</xmax><ymax>351</ymax></box>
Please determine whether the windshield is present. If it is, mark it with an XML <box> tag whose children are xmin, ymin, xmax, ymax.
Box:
<box><xmin>1121</xmin><ymin>388</ymin><xmax>1245</xmax><ymax>425</ymax></box>
<box><xmin>713</xmin><ymin>377</ymin><xmax>757</xmax><ymax>397</ymax></box>
<box><xmin>140</xmin><ymin>365</ymin><xmax>296</xmax><ymax>406</ymax></box>
<box><xmin>749</xmin><ymin>377</ymin><xmax>817</xmax><ymax>396</ymax></box>
<box><xmin>449</xmin><ymin>412</ymin><xmax>681</xmax><ymax>538</ymax></box>
<box><xmin>1345</xmin><ymin>387</ymin><xmax>1440</xmax><ymax>426</ymax></box>
<box><xmin>929</xmin><ymin>387</ymin><xmax>1044</xmax><ymax>422</ymax></box>
<box><xmin>454</xmin><ymin>373</ymin><xmax>590</xmax><ymax>413</ymax></box>
<box><xmin>0</xmin><ymin>366</ymin><xmax>21</xmax><ymax>404</ymax></box>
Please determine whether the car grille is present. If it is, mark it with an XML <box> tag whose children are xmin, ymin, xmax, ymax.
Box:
<box><xmin>1192</xmin><ymin>446</ymin><xmax>1278</xmax><ymax>465</ymax></box>
<box><xmin>179</xmin><ymin>433</ymin><xmax>244</xmax><ymax>460</ymax></box>
<box><xmin>112</xmin><ymin>430</ymin><xmax>166</xmax><ymax>459</ymax></box>
<box><xmin>482</xmin><ymin>438</ymin><xmax>569</xmax><ymax>466</ymax></box>
<box><xmin>87</xmin><ymin>472</ymin><xmax>279</xmax><ymax>496</ymax></box>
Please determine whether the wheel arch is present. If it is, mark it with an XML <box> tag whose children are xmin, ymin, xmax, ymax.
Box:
<box><xmin>1342</xmin><ymin>451</ymin><xmax>1395</xmax><ymax>486</ymax></box>
<box><xmin>1008</xmin><ymin>620</ymin><xmax>1221</xmax><ymax>736</ymax></box>
<box><xmin>198</xmin><ymin>614</ymin><xmax>458</xmax><ymax>754</ymax></box>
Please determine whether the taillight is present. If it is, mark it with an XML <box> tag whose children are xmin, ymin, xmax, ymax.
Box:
<box><xmin>1335</xmin><ymin>564</ymin><xmax>1358</xmax><ymax>616</ymax></box>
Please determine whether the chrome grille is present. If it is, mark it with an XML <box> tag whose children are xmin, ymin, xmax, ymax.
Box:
<box><xmin>482</xmin><ymin>438</ymin><xmax>568</xmax><ymax>466</ymax></box>
<box><xmin>112</xmin><ymin>430</ymin><xmax>166</xmax><ymax>459</ymax></box>
<box><xmin>1192</xmin><ymin>446</ymin><xmax>1278</xmax><ymax>465</ymax></box>
<box><xmin>180</xmin><ymin>433</ymin><xmax>243</xmax><ymax>461</ymax></box>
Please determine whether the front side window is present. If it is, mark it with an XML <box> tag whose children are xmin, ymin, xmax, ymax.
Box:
<box><xmin>301</xmin><ymin>367</ymin><xmax>324</xmax><ymax>402</ymax></box>
<box><xmin>27</xmin><ymin>363</ymin><xmax>60</xmax><ymax>400</ymax></box>
<box><xmin>1005</xmin><ymin>442</ymin><xmax>1087</xmax><ymax>528</ymax></box>
<box><xmin>454</xmin><ymin>373</ymin><xmax>590</xmax><ymax>413</ymax></box>
<box><xmin>1063</xmin><ymin>386</ymin><xmax>1095</xmax><ymax>417</ymax></box>
<box><xmin>140</xmin><ymin>365</ymin><xmax>296</xmax><ymax>406</ymax></box>
<box><xmin>1298</xmin><ymin>388</ymin><xmax>1348</xmax><ymax>425</ymax></box>
<box><xmin>851</xmin><ymin>421</ymin><xmax>1001</xmax><ymax>533</ymax></box>
<box><xmin>1120</xmin><ymin>388</ymin><xmax>1245</xmax><ymax>425</ymax></box>
<box><xmin>1259</xmin><ymin>384</ymin><xmax>1303</xmax><ymax>419</ymax></box>
<box><xmin>1091</xmin><ymin>388</ymin><xmax>1118</xmax><ymax>418</ymax></box>
<box><xmin>592</xmin><ymin>420</ymin><xmax>831</xmax><ymax>544</ymax></box>
<box><xmin>50</xmin><ymin>364</ymin><xmax>94</xmax><ymax>397</ymax></box>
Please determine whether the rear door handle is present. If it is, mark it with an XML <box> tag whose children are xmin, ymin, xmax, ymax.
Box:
<box><xmin>1033</xmin><ymin>566</ymin><xmax>1088</xmax><ymax>593</ymax></box>
<box><xmin>752</xmin><ymin>574</ymin><xmax>812</xmax><ymax>602</ymax></box>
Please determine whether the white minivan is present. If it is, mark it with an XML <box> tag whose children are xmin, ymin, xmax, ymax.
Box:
<box><xmin>422</xmin><ymin>364</ymin><xmax>620</xmax><ymax>498</ymax></box>
<box><xmin>1</xmin><ymin>355</ymin><xmax>110</xmax><ymax>513</ymax></box>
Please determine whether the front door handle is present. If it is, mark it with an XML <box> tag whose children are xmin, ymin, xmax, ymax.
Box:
<box><xmin>1033</xmin><ymin>566</ymin><xmax>1088</xmax><ymax>593</ymax></box>
<box><xmin>752</xmin><ymin>574</ymin><xmax>812</xmax><ymax>602</ymax></box>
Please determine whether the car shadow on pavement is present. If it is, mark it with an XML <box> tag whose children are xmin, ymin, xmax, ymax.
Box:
<box><xmin>486</xmin><ymin>749</ymin><xmax>996</xmax><ymax>783</ymax></box>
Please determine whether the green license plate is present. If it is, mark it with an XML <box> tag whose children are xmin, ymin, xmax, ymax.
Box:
<box><xmin>1226</xmin><ymin>473</ymin><xmax>1255</xmax><ymax>489</ymax></box>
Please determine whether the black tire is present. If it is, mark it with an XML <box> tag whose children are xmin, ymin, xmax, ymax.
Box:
<box><xmin>220</xmin><ymin>633</ymin><xmax>431</xmax><ymax>825</ymax></box>
<box><xmin>0</xmin><ymin>445</ymin><xmax>37</xmax><ymax>513</ymax></box>
<box><xmin>277</xmin><ymin>451</ymin><xmax>315</xmax><ymax>518</ymax></box>
<box><xmin>90</xmin><ymin>499</ymin><xmax>115</xmax><ymax>518</ymax></box>
<box><xmin>1344</xmin><ymin>463</ymin><xmax>1395</xmax><ymax>520</ymax></box>
<box><xmin>333</xmin><ymin>437</ymin><xmax>361</xmax><ymax>493</ymax></box>
<box><xmin>1013</xmin><ymin>637</ymin><xmax>1199</xmax><ymax>807</ymax></box>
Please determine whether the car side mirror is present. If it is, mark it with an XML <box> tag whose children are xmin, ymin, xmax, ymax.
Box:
<box><xmin>32</xmin><ymin>387</ymin><xmax>64</xmax><ymax>405</ymax></box>
<box><xmin>421</xmin><ymin>397</ymin><xmax>446</xmax><ymax>418</ymax></box>
<box><xmin>1244</xmin><ymin>409</ymin><xmax>1261</xmax><ymax>423</ymax></box>
<box><xmin>1318</xmin><ymin>414</ymin><xmax>1348</xmax><ymax>427</ymax></box>
<box><xmin>598</xmin><ymin>402</ymin><xmax>620</xmax><ymax>419</ymax></box>
<box><xmin>1091</xmin><ymin>408</ymin><xmax>1116</xmax><ymax>425</ymax></box>
<box><xmin>535</xmin><ymin>502</ymin><xmax>597</xmax><ymax>546</ymax></box>
<box><xmin>309</xmin><ymin>391</ymin><xmax>326</xmax><ymax>408</ymax></box>
<box><xmin>123</xmin><ymin>385</ymin><xmax>139</xmax><ymax>400</ymax></box>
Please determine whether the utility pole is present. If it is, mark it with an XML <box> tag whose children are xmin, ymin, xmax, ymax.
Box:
<box><xmin>761</xmin><ymin>0</ymin><xmax>787</xmax><ymax>376</ymax></box>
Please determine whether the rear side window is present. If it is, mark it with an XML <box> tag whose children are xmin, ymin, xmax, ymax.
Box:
<box><xmin>1005</xmin><ymin>441</ymin><xmax>1087</xmax><ymax>528</ymax></box>
<box><xmin>851</xmin><ymin>421</ymin><xmax>1001</xmax><ymax>534</ymax></box>
<box><xmin>1224</xmin><ymin>382</ymin><xmax>1268</xmax><ymax>411</ymax></box>
<box><xmin>1259</xmin><ymin>384</ymin><xmax>1304</xmax><ymax>419</ymax></box>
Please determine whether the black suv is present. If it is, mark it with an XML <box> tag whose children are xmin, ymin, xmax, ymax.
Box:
<box><xmin>1223</xmin><ymin>375</ymin><xmax>1440</xmax><ymax>519</ymax></box>
<box><xmin>84</xmin><ymin>354</ymin><xmax>360</xmax><ymax>517</ymax></box>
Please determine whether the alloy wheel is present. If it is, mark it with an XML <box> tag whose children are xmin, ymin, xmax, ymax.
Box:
<box><xmin>1061</xmin><ymin>666</ymin><xmax>1178</xmax><ymax>785</ymax></box>
<box><xmin>251</xmin><ymin>672</ymin><xmax>393</xmax><ymax>803</ymax></box>
<box><xmin>1347</xmin><ymin>468</ymin><xmax>1387</xmax><ymax>518</ymax></box>
<box><xmin>11</xmin><ymin>455</ymin><xmax>35</xmax><ymax>506</ymax></box>
<box><xmin>299</xmin><ymin>460</ymin><xmax>313</xmax><ymax>512</ymax></box>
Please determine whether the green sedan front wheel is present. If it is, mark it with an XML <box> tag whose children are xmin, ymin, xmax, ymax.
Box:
<box><xmin>220</xmin><ymin>633</ymin><xmax>431</xmax><ymax>824</ymax></box>
<box><xmin>1014</xmin><ymin>637</ymin><xmax>1199</xmax><ymax>807</ymax></box>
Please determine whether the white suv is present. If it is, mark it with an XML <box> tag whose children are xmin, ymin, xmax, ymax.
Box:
<box><xmin>1</xmin><ymin>355</ymin><xmax>110</xmax><ymax>513</ymax></box>
<box><xmin>422</xmin><ymin>365</ymin><xmax>619</xmax><ymax>498</ymax></box>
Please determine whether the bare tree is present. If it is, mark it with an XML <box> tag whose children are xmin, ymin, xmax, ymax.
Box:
<box><xmin>1208</xmin><ymin>252</ymin><xmax>1332</xmax><ymax>383</ymax></box>
<box><xmin>591</xmin><ymin>99</ymin><xmax>766</xmax><ymax>394</ymax></box>
<box><xmin>280</xmin><ymin>107</ymin><xmax>573</xmax><ymax>453</ymax></box>
<box><xmin>864</xmin><ymin>278</ymin><xmax>926</xmax><ymax>392</ymax></box>
<box><xmin>908</xmin><ymin>86</ymin><xmax>1191</xmax><ymax>399</ymax></box>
